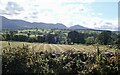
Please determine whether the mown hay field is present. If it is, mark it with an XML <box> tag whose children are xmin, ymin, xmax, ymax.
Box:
<box><xmin>1</xmin><ymin>41</ymin><xmax>116</xmax><ymax>54</ymax></box>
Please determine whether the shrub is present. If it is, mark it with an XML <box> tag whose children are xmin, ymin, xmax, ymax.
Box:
<box><xmin>2</xmin><ymin>45</ymin><xmax>119</xmax><ymax>74</ymax></box>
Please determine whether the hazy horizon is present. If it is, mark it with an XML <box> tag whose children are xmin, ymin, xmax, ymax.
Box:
<box><xmin>0</xmin><ymin>0</ymin><xmax>119</xmax><ymax>31</ymax></box>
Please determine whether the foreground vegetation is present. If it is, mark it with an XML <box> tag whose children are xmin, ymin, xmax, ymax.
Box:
<box><xmin>2</xmin><ymin>44</ymin><xmax>120</xmax><ymax>74</ymax></box>
<box><xmin>1</xmin><ymin>29</ymin><xmax>120</xmax><ymax>74</ymax></box>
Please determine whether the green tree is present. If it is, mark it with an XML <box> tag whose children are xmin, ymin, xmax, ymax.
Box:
<box><xmin>5</xmin><ymin>34</ymin><xmax>11</xmax><ymax>41</ymax></box>
<box><xmin>86</xmin><ymin>36</ymin><xmax>95</xmax><ymax>45</ymax></box>
<box><xmin>28</xmin><ymin>37</ymin><xmax>37</xmax><ymax>43</ymax></box>
<box><xmin>13</xmin><ymin>35</ymin><xmax>28</xmax><ymax>42</ymax></box>
<box><xmin>98</xmin><ymin>31</ymin><xmax>112</xmax><ymax>45</ymax></box>
<box><xmin>46</xmin><ymin>33</ymin><xmax>55</xmax><ymax>44</ymax></box>
<box><xmin>68</xmin><ymin>31</ymin><xmax>85</xmax><ymax>44</ymax></box>
<box><xmin>9</xmin><ymin>31</ymin><xmax>15</xmax><ymax>40</ymax></box>
<box><xmin>37</xmin><ymin>36</ymin><xmax>45</xmax><ymax>43</ymax></box>
<box><xmin>27</xmin><ymin>31</ymin><xmax>31</xmax><ymax>38</ymax></box>
<box><xmin>68</xmin><ymin>31</ymin><xmax>79</xmax><ymax>44</ymax></box>
<box><xmin>79</xmin><ymin>33</ymin><xmax>85</xmax><ymax>44</ymax></box>
<box><xmin>116</xmin><ymin>33</ymin><xmax>120</xmax><ymax>49</ymax></box>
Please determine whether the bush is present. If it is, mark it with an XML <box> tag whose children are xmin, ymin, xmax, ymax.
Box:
<box><xmin>2</xmin><ymin>45</ymin><xmax>119</xmax><ymax>74</ymax></box>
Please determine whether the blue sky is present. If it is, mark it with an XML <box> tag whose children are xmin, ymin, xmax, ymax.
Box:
<box><xmin>91</xmin><ymin>2</ymin><xmax>118</xmax><ymax>19</ymax></box>
<box><xmin>0</xmin><ymin>0</ymin><xmax>119</xmax><ymax>30</ymax></box>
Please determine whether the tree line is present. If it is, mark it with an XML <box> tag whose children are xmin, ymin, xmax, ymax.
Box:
<box><xmin>1</xmin><ymin>30</ymin><xmax>120</xmax><ymax>48</ymax></box>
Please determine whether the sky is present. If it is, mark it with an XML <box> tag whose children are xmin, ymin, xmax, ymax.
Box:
<box><xmin>0</xmin><ymin>0</ymin><xmax>119</xmax><ymax>31</ymax></box>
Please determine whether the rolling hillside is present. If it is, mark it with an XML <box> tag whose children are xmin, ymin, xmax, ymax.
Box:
<box><xmin>1</xmin><ymin>16</ymin><xmax>91</xmax><ymax>30</ymax></box>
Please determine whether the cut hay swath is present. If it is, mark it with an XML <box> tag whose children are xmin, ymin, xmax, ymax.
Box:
<box><xmin>1</xmin><ymin>41</ymin><xmax>116</xmax><ymax>53</ymax></box>
<box><xmin>51</xmin><ymin>44</ymin><xmax>64</xmax><ymax>53</ymax></box>
<box><xmin>49</xmin><ymin>44</ymin><xmax>56</xmax><ymax>52</ymax></box>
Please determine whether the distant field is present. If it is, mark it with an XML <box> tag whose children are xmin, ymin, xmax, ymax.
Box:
<box><xmin>1</xmin><ymin>41</ymin><xmax>117</xmax><ymax>53</ymax></box>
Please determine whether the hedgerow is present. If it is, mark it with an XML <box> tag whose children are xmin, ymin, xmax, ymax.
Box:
<box><xmin>2</xmin><ymin>45</ymin><xmax>120</xmax><ymax>75</ymax></box>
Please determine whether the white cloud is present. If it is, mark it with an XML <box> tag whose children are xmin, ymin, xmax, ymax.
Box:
<box><xmin>0</xmin><ymin>0</ymin><xmax>118</xmax><ymax>30</ymax></box>
<box><xmin>98</xmin><ymin>13</ymin><xmax>103</xmax><ymax>16</ymax></box>
<box><xmin>93</xmin><ymin>18</ymin><xmax>118</xmax><ymax>31</ymax></box>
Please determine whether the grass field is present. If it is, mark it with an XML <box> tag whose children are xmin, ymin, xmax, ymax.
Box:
<box><xmin>1</xmin><ymin>41</ymin><xmax>117</xmax><ymax>54</ymax></box>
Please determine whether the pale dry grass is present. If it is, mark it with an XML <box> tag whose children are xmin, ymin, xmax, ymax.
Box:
<box><xmin>1</xmin><ymin>41</ymin><xmax>117</xmax><ymax>53</ymax></box>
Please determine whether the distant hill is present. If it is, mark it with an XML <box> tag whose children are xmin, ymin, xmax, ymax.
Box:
<box><xmin>1</xmin><ymin>16</ymin><xmax>67</xmax><ymax>30</ymax></box>
<box><xmin>2</xmin><ymin>16</ymin><xmax>31</xmax><ymax>30</ymax></box>
<box><xmin>69</xmin><ymin>25</ymin><xmax>91</xmax><ymax>30</ymax></box>
<box><xmin>1</xmin><ymin>16</ymin><xmax>92</xmax><ymax>30</ymax></box>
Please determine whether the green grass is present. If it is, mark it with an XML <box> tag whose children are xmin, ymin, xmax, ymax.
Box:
<box><xmin>1</xmin><ymin>41</ymin><xmax>117</xmax><ymax>53</ymax></box>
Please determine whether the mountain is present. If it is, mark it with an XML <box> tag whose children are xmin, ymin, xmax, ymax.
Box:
<box><xmin>2</xmin><ymin>16</ymin><xmax>31</xmax><ymax>30</ymax></box>
<box><xmin>1</xmin><ymin>16</ymin><xmax>67</xmax><ymax>30</ymax></box>
<box><xmin>1</xmin><ymin>16</ymin><xmax>91</xmax><ymax>30</ymax></box>
<box><xmin>69</xmin><ymin>25</ymin><xmax>91</xmax><ymax>30</ymax></box>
